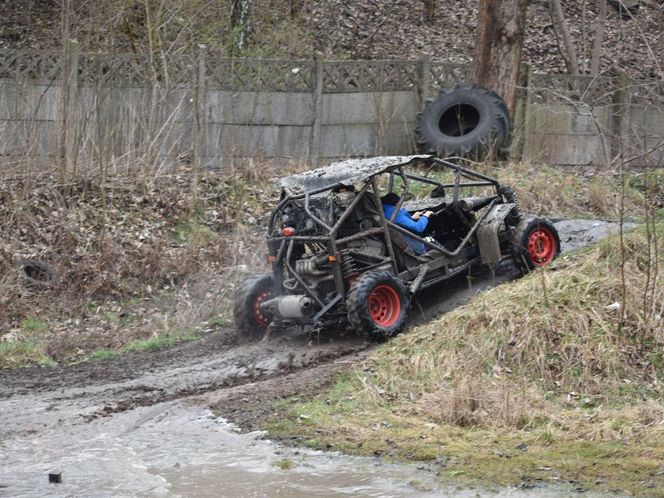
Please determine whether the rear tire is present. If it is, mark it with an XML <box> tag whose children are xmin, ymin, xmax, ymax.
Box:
<box><xmin>233</xmin><ymin>274</ymin><xmax>275</xmax><ymax>340</ymax></box>
<box><xmin>347</xmin><ymin>271</ymin><xmax>410</xmax><ymax>341</ymax></box>
<box><xmin>415</xmin><ymin>85</ymin><xmax>510</xmax><ymax>159</ymax></box>
<box><xmin>512</xmin><ymin>218</ymin><xmax>561</xmax><ymax>274</ymax></box>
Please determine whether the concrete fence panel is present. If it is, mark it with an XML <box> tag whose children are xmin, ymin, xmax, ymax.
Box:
<box><xmin>0</xmin><ymin>46</ymin><xmax>662</xmax><ymax>173</ymax></box>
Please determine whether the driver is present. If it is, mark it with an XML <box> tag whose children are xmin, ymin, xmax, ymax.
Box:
<box><xmin>380</xmin><ymin>192</ymin><xmax>433</xmax><ymax>255</ymax></box>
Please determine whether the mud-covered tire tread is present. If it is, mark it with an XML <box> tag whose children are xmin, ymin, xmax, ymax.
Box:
<box><xmin>233</xmin><ymin>274</ymin><xmax>275</xmax><ymax>340</ymax></box>
<box><xmin>511</xmin><ymin>218</ymin><xmax>561</xmax><ymax>274</ymax></box>
<box><xmin>347</xmin><ymin>271</ymin><xmax>410</xmax><ymax>342</ymax></box>
<box><xmin>414</xmin><ymin>85</ymin><xmax>511</xmax><ymax>159</ymax></box>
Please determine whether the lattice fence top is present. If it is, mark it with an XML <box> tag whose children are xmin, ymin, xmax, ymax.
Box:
<box><xmin>207</xmin><ymin>58</ymin><xmax>314</xmax><ymax>91</ymax></box>
<box><xmin>627</xmin><ymin>79</ymin><xmax>664</xmax><ymax>105</ymax></box>
<box><xmin>322</xmin><ymin>60</ymin><xmax>420</xmax><ymax>92</ymax></box>
<box><xmin>1</xmin><ymin>48</ymin><xmax>662</xmax><ymax>100</ymax></box>
<box><xmin>430</xmin><ymin>62</ymin><xmax>470</xmax><ymax>90</ymax></box>
<box><xmin>530</xmin><ymin>74</ymin><xmax>616</xmax><ymax>106</ymax></box>
<box><xmin>0</xmin><ymin>49</ymin><xmax>62</xmax><ymax>81</ymax></box>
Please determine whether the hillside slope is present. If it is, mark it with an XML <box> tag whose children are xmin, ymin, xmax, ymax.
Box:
<box><xmin>268</xmin><ymin>217</ymin><xmax>664</xmax><ymax>495</ymax></box>
<box><xmin>0</xmin><ymin>0</ymin><xmax>662</xmax><ymax>79</ymax></box>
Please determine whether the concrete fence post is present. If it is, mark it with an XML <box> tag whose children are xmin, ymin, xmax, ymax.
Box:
<box><xmin>66</xmin><ymin>39</ymin><xmax>80</xmax><ymax>175</ymax></box>
<box><xmin>521</xmin><ymin>64</ymin><xmax>535</xmax><ymax>163</ymax></box>
<box><xmin>310</xmin><ymin>52</ymin><xmax>324</xmax><ymax>166</ymax></box>
<box><xmin>610</xmin><ymin>73</ymin><xmax>629</xmax><ymax>163</ymax></box>
<box><xmin>194</xmin><ymin>44</ymin><xmax>207</xmax><ymax>169</ymax></box>
<box><xmin>512</xmin><ymin>62</ymin><xmax>531</xmax><ymax>161</ymax></box>
<box><xmin>419</xmin><ymin>54</ymin><xmax>431</xmax><ymax>105</ymax></box>
<box><xmin>57</xmin><ymin>38</ymin><xmax>80</xmax><ymax>180</ymax></box>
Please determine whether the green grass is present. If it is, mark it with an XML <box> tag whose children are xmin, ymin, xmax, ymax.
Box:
<box><xmin>83</xmin><ymin>331</ymin><xmax>200</xmax><ymax>362</ymax></box>
<box><xmin>268</xmin><ymin>383</ymin><xmax>664</xmax><ymax>495</ymax></box>
<box><xmin>88</xmin><ymin>349</ymin><xmax>117</xmax><ymax>361</ymax></box>
<box><xmin>173</xmin><ymin>218</ymin><xmax>217</xmax><ymax>245</ymax></box>
<box><xmin>122</xmin><ymin>333</ymin><xmax>199</xmax><ymax>353</ymax></box>
<box><xmin>272</xmin><ymin>458</ymin><xmax>294</xmax><ymax>470</ymax></box>
<box><xmin>21</xmin><ymin>316</ymin><xmax>47</xmax><ymax>333</ymax></box>
<box><xmin>208</xmin><ymin>315</ymin><xmax>233</xmax><ymax>328</ymax></box>
<box><xmin>0</xmin><ymin>341</ymin><xmax>55</xmax><ymax>368</ymax></box>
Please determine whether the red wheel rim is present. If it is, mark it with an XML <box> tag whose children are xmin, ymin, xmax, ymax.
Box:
<box><xmin>368</xmin><ymin>285</ymin><xmax>401</xmax><ymax>327</ymax></box>
<box><xmin>527</xmin><ymin>227</ymin><xmax>557</xmax><ymax>266</ymax></box>
<box><xmin>253</xmin><ymin>291</ymin><xmax>272</xmax><ymax>326</ymax></box>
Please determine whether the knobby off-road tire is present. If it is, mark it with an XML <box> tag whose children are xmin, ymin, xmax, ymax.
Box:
<box><xmin>512</xmin><ymin>218</ymin><xmax>561</xmax><ymax>274</ymax></box>
<box><xmin>347</xmin><ymin>271</ymin><xmax>410</xmax><ymax>341</ymax></box>
<box><xmin>415</xmin><ymin>85</ymin><xmax>510</xmax><ymax>159</ymax></box>
<box><xmin>233</xmin><ymin>274</ymin><xmax>275</xmax><ymax>340</ymax></box>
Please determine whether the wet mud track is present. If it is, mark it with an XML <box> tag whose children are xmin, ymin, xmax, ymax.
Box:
<box><xmin>0</xmin><ymin>219</ymin><xmax>629</xmax><ymax>496</ymax></box>
<box><xmin>0</xmin><ymin>329</ymin><xmax>367</xmax><ymax>435</ymax></box>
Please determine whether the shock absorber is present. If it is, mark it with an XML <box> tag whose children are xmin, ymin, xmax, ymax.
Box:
<box><xmin>340</xmin><ymin>250</ymin><xmax>358</xmax><ymax>280</ymax></box>
<box><xmin>499</xmin><ymin>186</ymin><xmax>523</xmax><ymax>222</ymax></box>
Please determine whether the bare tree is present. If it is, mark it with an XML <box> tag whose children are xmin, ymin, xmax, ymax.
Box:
<box><xmin>230</xmin><ymin>0</ymin><xmax>253</xmax><ymax>52</ymax></box>
<box><xmin>469</xmin><ymin>0</ymin><xmax>528</xmax><ymax>116</ymax></box>
<box><xmin>549</xmin><ymin>0</ymin><xmax>579</xmax><ymax>75</ymax></box>
<box><xmin>590</xmin><ymin>0</ymin><xmax>606</xmax><ymax>76</ymax></box>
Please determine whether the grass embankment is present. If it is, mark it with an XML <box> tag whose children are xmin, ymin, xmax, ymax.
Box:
<box><xmin>268</xmin><ymin>219</ymin><xmax>664</xmax><ymax>496</ymax></box>
<box><xmin>418</xmin><ymin>161</ymin><xmax>662</xmax><ymax>221</ymax></box>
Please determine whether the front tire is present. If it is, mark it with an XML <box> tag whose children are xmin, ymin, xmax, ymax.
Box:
<box><xmin>512</xmin><ymin>218</ymin><xmax>561</xmax><ymax>274</ymax></box>
<box><xmin>347</xmin><ymin>271</ymin><xmax>410</xmax><ymax>341</ymax></box>
<box><xmin>233</xmin><ymin>274</ymin><xmax>275</xmax><ymax>340</ymax></box>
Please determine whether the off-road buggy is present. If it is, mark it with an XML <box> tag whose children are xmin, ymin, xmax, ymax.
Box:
<box><xmin>234</xmin><ymin>155</ymin><xmax>560</xmax><ymax>340</ymax></box>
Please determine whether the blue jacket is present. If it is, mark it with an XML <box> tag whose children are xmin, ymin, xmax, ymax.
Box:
<box><xmin>383</xmin><ymin>204</ymin><xmax>429</xmax><ymax>254</ymax></box>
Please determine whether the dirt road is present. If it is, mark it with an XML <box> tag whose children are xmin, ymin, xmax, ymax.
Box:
<box><xmin>0</xmin><ymin>220</ymin><xmax>627</xmax><ymax>497</ymax></box>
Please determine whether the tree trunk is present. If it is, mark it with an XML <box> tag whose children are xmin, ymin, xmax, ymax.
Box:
<box><xmin>423</xmin><ymin>0</ymin><xmax>436</xmax><ymax>23</ymax></box>
<box><xmin>549</xmin><ymin>0</ymin><xmax>579</xmax><ymax>75</ymax></box>
<box><xmin>469</xmin><ymin>0</ymin><xmax>528</xmax><ymax>117</ymax></box>
<box><xmin>230</xmin><ymin>0</ymin><xmax>252</xmax><ymax>52</ymax></box>
<box><xmin>289</xmin><ymin>0</ymin><xmax>302</xmax><ymax>18</ymax></box>
<box><xmin>590</xmin><ymin>0</ymin><xmax>606</xmax><ymax>75</ymax></box>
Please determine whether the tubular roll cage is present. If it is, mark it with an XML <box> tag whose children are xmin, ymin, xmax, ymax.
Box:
<box><xmin>266</xmin><ymin>157</ymin><xmax>503</xmax><ymax>324</ymax></box>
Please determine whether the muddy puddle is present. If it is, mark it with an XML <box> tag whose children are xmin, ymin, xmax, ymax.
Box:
<box><xmin>0</xmin><ymin>219</ymin><xmax>629</xmax><ymax>497</ymax></box>
<box><xmin>0</xmin><ymin>403</ymin><xmax>603</xmax><ymax>497</ymax></box>
<box><xmin>554</xmin><ymin>219</ymin><xmax>635</xmax><ymax>252</ymax></box>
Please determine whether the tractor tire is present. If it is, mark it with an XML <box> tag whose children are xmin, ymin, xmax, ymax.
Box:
<box><xmin>347</xmin><ymin>271</ymin><xmax>410</xmax><ymax>341</ymax></box>
<box><xmin>512</xmin><ymin>218</ymin><xmax>561</xmax><ymax>274</ymax></box>
<box><xmin>233</xmin><ymin>274</ymin><xmax>275</xmax><ymax>340</ymax></box>
<box><xmin>415</xmin><ymin>85</ymin><xmax>510</xmax><ymax>159</ymax></box>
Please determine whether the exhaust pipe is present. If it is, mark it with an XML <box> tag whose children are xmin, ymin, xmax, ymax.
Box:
<box><xmin>261</xmin><ymin>295</ymin><xmax>316</xmax><ymax>319</ymax></box>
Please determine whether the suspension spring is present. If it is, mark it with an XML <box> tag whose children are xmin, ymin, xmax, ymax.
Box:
<box><xmin>500</xmin><ymin>186</ymin><xmax>523</xmax><ymax>221</ymax></box>
<box><xmin>340</xmin><ymin>251</ymin><xmax>358</xmax><ymax>280</ymax></box>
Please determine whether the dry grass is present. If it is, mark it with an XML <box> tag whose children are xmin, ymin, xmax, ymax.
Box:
<box><xmin>421</xmin><ymin>161</ymin><xmax>653</xmax><ymax>220</ymax></box>
<box><xmin>267</xmin><ymin>218</ymin><xmax>664</xmax><ymax>495</ymax></box>
<box><xmin>0</xmin><ymin>161</ymin><xmax>281</xmax><ymax>365</ymax></box>
<box><xmin>365</xmin><ymin>221</ymin><xmax>663</xmax><ymax>430</ymax></box>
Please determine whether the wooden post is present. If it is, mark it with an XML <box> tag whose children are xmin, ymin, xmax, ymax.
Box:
<box><xmin>309</xmin><ymin>53</ymin><xmax>324</xmax><ymax>166</ymax></box>
<box><xmin>419</xmin><ymin>54</ymin><xmax>431</xmax><ymax>106</ymax></box>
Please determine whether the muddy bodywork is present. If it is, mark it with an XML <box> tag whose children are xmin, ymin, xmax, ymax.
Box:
<box><xmin>259</xmin><ymin>155</ymin><xmax>529</xmax><ymax>330</ymax></box>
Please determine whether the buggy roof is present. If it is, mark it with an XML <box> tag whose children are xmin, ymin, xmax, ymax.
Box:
<box><xmin>278</xmin><ymin>155</ymin><xmax>434</xmax><ymax>194</ymax></box>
